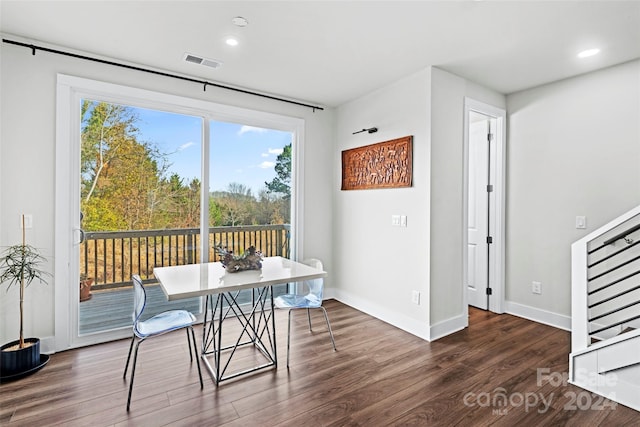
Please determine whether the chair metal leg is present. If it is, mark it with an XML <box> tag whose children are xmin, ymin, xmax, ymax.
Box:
<box><xmin>126</xmin><ymin>340</ymin><xmax>142</xmax><ymax>411</ymax></box>
<box><xmin>287</xmin><ymin>309</ymin><xmax>292</xmax><ymax>368</ymax></box>
<box><xmin>190</xmin><ymin>326</ymin><xmax>204</xmax><ymax>389</ymax></box>
<box><xmin>123</xmin><ymin>334</ymin><xmax>135</xmax><ymax>379</ymax></box>
<box><xmin>320</xmin><ymin>306</ymin><xmax>337</xmax><ymax>351</ymax></box>
<box><xmin>307</xmin><ymin>308</ymin><xmax>312</xmax><ymax>331</ymax></box>
<box><xmin>186</xmin><ymin>328</ymin><xmax>193</xmax><ymax>362</ymax></box>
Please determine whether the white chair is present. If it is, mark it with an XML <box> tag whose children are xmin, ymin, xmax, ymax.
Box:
<box><xmin>123</xmin><ymin>275</ymin><xmax>203</xmax><ymax>411</ymax></box>
<box><xmin>274</xmin><ymin>259</ymin><xmax>336</xmax><ymax>367</ymax></box>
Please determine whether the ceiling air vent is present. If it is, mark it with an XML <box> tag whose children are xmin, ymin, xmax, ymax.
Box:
<box><xmin>183</xmin><ymin>53</ymin><xmax>223</xmax><ymax>69</ymax></box>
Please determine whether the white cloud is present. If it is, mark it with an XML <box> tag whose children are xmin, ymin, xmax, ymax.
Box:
<box><xmin>258</xmin><ymin>161</ymin><xmax>275</xmax><ymax>169</ymax></box>
<box><xmin>261</xmin><ymin>147</ymin><xmax>284</xmax><ymax>157</ymax></box>
<box><xmin>178</xmin><ymin>141</ymin><xmax>195</xmax><ymax>151</ymax></box>
<box><xmin>238</xmin><ymin>125</ymin><xmax>268</xmax><ymax>136</ymax></box>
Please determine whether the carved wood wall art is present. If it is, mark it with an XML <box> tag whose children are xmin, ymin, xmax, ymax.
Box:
<box><xmin>341</xmin><ymin>136</ymin><xmax>413</xmax><ymax>190</ymax></box>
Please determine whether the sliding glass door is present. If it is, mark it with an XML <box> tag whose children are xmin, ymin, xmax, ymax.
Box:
<box><xmin>55</xmin><ymin>75</ymin><xmax>303</xmax><ymax>349</ymax></box>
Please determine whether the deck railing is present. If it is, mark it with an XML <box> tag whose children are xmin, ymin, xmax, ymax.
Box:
<box><xmin>81</xmin><ymin>224</ymin><xmax>290</xmax><ymax>290</ymax></box>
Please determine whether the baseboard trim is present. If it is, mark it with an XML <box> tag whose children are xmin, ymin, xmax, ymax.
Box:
<box><xmin>40</xmin><ymin>336</ymin><xmax>55</xmax><ymax>354</ymax></box>
<box><xmin>429</xmin><ymin>313</ymin><xmax>468</xmax><ymax>341</ymax></box>
<box><xmin>325</xmin><ymin>291</ymin><xmax>570</xmax><ymax>340</ymax></box>
<box><xmin>327</xmin><ymin>289</ymin><xmax>432</xmax><ymax>341</ymax></box>
<box><xmin>504</xmin><ymin>300</ymin><xmax>571</xmax><ymax>331</ymax></box>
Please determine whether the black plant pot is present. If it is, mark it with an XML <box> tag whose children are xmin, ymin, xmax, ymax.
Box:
<box><xmin>0</xmin><ymin>338</ymin><xmax>43</xmax><ymax>378</ymax></box>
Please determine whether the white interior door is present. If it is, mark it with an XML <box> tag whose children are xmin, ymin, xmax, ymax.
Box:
<box><xmin>467</xmin><ymin>114</ymin><xmax>490</xmax><ymax>309</ymax></box>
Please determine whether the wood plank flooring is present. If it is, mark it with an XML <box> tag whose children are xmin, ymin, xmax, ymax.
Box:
<box><xmin>1</xmin><ymin>301</ymin><xmax>637</xmax><ymax>426</ymax></box>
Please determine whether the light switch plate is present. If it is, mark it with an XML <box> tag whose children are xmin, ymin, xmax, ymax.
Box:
<box><xmin>575</xmin><ymin>216</ymin><xmax>587</xmax><ymax>229</ymax></box>
<box><xmin>20</xmin><ymin>214</ymin><xmax>33</xmax><ymax>229</ymax></box>
<box><xmin>412</xmin><ymin>290</ymin><xmax>420</xmax><ymax>304</ymax></box>
<box><xmin>391</xmin><ymin>215</ymin><xmax>401</xmax><ymax>226</ymax></box>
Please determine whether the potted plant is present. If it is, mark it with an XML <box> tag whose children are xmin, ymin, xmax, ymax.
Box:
<box><xmin>80</xmin><ymin>274</ymin><xmax>93</xmax><ymax>302</ymax></box>
<box><xmin>0</xmin><ymin>215</ymin><xmax>51</xmax><ymax>380</ymax></box>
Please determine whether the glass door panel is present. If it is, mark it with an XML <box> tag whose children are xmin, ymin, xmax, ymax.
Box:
<box><xmin>78</xmin><ymin>100</ymin><xmax>202</xmax><ymax>335</ymax></box>
<box><xmin>208</xmin><ymin>120</ymin><xmax>293</xmax><ymax>302</ymax></box>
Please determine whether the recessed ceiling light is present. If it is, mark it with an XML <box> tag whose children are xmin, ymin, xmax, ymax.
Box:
<box><xmin>577</xmin><ymin>48</ymin><xmax>600</xmax><ymax>58</ymax></box>
<box><xmin>225</xmin><ymin>37</ymin><xmax>239</xmax><ymax>47</ymax></box>
<box><xmin>232</xmin><ymin>16</ymin><xmax>248</xmax><ymax>27</ymax></box>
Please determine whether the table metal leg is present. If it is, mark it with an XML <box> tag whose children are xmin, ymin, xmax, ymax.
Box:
<box><xmin>200</xmin><ymin>286</ymin><xmax>277</xmax><ymax>385</ymax></box>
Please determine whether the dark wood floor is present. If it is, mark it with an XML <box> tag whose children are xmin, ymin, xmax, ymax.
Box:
<box><xmin>1</xmin><ymin>300</ymin><xmax>637</xmax><ymax>426</ymax></box>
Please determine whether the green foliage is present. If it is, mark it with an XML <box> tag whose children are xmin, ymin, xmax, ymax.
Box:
<box><xmin>209</xmin><ymin>198</ymin><xmax>224</xmax><ymax>226</ymax></box>
<box><xmin>265</xmin><ymin>143</ymin><xmax>291</xmax><ymax>199</ymax></box>
<box><xmin>80</xmin><ymin>100</ymin><xmax>290</xmax><ymax>231</ymax></box>
<box><xmin>0</xmin><ymin>244</ymin><xmax>49</xmax><ymax>290</ymax></box>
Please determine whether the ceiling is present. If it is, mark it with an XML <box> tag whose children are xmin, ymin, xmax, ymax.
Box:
<box><xmin>2</xmin><ymin>1</ymin><xmax>639</xmax><ymax>107</ymax></box>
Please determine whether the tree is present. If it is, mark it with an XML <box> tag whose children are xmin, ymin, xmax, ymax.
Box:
<box><xmin>209</xmin><ymin>198</ymin><xmax>224</xmax><ymax>226</ymax></box>
<box><xmin>256</xmin><ymin>189</ymin><xmax>286</xmax><ymax>224</ymax></box>
<box><xmin>79</xmin><ymin>100</ymin><xmax>292</xmax><ymax>231</ymax></box>
<box><xmin>216</xmin><ymin>183</ymin><xmax>256</xmax><ymax>226</ymax></box>
<box><xmin>80</xmin><ymin>101</ymin><xmax>170</xmax><ymax>231</ymax></box>
<box><xmin>265</xmin><ymin>143</ymin><xmax>291</xmax><ymax>199</ymax></box>
<box><xmin>156</xmin><ymin>174</ymin><xmax>201</xmax><ymax>228</ymax></box>
<box><xmin>81</xmin><ymin>101</ymin><xmax>140</xmax><ymax>204</ymax></box>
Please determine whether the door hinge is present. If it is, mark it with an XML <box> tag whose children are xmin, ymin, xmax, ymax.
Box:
<box><xmin>487</xmin><ymin>133</ymin><xmax>494</xmax><ymax>142</ymax></box>
<box><xmin>486</xmin><ymin>184</ymin><xmax>493</xmax><ymax>193</ymax></box>
<box><xmin>486</xmin><ymin>236</ymin><xmax>493</xmax><ymax>244</ymax></box>
<box><xmin>486</xmin><ymin>287</ymin><xmax>493</xmax><ymax>296</ymax></box>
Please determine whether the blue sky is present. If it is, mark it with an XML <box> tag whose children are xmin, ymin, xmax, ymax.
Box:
<box><xmin>133</xmin><ymin>107</ymin><xmax>292</xmax><ymax>194</ymax></box>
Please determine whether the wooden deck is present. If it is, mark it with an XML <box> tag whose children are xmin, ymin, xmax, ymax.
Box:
<box><xmin>79</xmin><ymin>284</ymin><xmax>286</xmax><ymax>335</ymax></box>
<box><xmin>79</xmin><ymin>284</ymin><xmax>201</xmax><ymax>335</ymax></box>
<box><xmin>2</xmin><ymin>303</ymin><xmax>637</xmax><ymax>425</ymax></box>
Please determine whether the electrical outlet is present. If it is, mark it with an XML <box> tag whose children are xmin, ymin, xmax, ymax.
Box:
<box><xmin>532</xmin><ymin>281</ymin><xmax>542</xmax><ymax>295</ymax></box>
<box><xmin>412</xmin><ymin>290</ymin><xmax>420</xmax><ymax>305</ymax></box>
<box><xmin>391</xmin><ymin>215</ymin><xmax>401</xmax><ymax>226</ymax></box>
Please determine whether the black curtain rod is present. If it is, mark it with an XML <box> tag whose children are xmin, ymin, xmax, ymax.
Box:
<box><xmin>2</xmin><ymin>38</ymin><xmax>324</xmax><ymax>112</ymax></box>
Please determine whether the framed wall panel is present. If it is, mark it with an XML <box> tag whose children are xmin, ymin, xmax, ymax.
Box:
<box><xmin>341</xmin><ymin>135</ymin><xmax>412</xmax><ymax>190</ymax></box>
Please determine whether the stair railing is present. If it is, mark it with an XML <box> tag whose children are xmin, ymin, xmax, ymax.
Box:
<box><xmin>571</xmin><ymin>204</ymin><xmax>640</xmax><ymax>352</ymax></box>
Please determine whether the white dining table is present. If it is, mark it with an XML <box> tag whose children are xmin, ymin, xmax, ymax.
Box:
<box><xmin>153</xmin><ymin>256</ymin><xmax>327</xmax><ymax>384</ymax></box>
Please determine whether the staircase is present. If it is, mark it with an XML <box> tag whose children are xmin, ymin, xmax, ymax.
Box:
<box><xmin>570</xmin><ymin>205</ymin><xmax>640</xmax><ymax>412</ymax></box>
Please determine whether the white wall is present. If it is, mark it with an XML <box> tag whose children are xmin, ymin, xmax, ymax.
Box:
<box><xmin>5</xmin><ymin>38</ymin><xmax>636</xmax><ymax>351</ymax></box>
<box><xmin>333</xmin><ymin>68</ymin><xmax>432</xmax><ymax>339</ymax></box>
<box><xmin>505</xmin><ymin>59</ymin><xmax>640</xmax><ymax>325</ymax></box>
<box><xmin>0</xmin><ymin>42</ymin><xmax>334</xmax><ymax>347</ymax></box>
<box><xmin>333</xmin><ymin>66</ymin><xmax>505</xmax><ymax>340</ymax></box>
<box><xmin>429</xmin><ymin>68</ymin><xmax>505</xmax><ymax>333</ymax></box>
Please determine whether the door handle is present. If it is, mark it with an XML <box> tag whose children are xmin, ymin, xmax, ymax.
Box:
<box><xmin>74</xmin><ymin>228</ymin><xmax>85</xmax><ymax>244</ymax></box>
